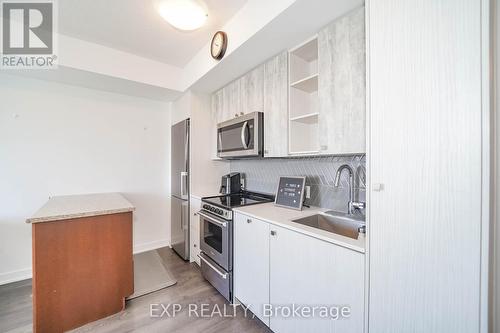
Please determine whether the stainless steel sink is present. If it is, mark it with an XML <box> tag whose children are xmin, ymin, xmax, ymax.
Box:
<box><xmin>291</xmin><ymin>211</ymin><xmax>365</xmax><ymax>239</ymax></box>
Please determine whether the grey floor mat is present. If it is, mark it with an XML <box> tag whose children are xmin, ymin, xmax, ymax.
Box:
<box><xmin>126</xmin><ymin>250</ymin><xmax>177</xmax><ymax>300</ymax></box>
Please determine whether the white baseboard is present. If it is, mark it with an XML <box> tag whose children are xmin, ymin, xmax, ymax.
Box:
<box><xmin>0</xmin><ymin>268</ymin><xmax>32</xmax><ymax>286</ymax></box>
<box><xmin>133</xmin><ymin>239</ymin><xmax>170</xmax><ymax>254</ymax></box>
<box><xmin>0</xmin><ymin>239</ymin><xmax>170</xmax><ymax>286</ymax></box>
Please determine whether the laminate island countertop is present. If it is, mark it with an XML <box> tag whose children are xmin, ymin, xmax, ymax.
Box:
<box><xmin>28</xmin><ymin>192</ymin><xmax>135</xmax><ymax>332</ymax></box>
<box><xmin>26</xmin><ymin>192</ymin><xmax>135</xmax><ymax>223</ymax></box>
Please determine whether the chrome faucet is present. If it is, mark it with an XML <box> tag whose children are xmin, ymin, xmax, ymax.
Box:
<box><xmin>334</xmin><ymin>164</ymin><xmax>365</xmax><ymax>215</ymax></box>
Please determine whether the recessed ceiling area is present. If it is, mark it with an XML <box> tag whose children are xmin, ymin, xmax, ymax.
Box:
<box><xmin>7</xmin><ymin>0</ymin><xmax>364</xmax><ymax>101</ymax></box>
<box><xmin>58</xmin><ymin>0</ymin><xmax>248</xmax><ymax>68</ymax></box>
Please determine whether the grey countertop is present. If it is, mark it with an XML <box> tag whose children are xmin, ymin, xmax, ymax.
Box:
<box><xmin>26</xmin><ymin>193</ymin><xmax>135</xmax><ymax>223</ymax></box>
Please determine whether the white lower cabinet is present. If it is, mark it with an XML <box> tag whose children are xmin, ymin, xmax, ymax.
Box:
<box><xmin>269</xmin><ymin>224</ymin><xmax>364</xmax><ymax>333</ymax></box>
<box><xmin>189</xmin><ymin>196</ymin><xmax>201</xmax><ymax>265</ymax></box>
<box><xmin>234</xmin><ymin>212</ymin><xmax>365</xmax><ymax>333</ymax></box>
<box><xmin>233</xmin><ymin>212</ymin><xmax>270</xmax><ymax>326</ymax></box>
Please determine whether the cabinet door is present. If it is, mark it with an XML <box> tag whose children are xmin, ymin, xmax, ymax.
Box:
<box><xmin>240</xmin><ymin>65</ymin><xmax>264</xmax><ymax>115</ymax></box>
<box><xmin>318</xmin><ymin>7</ymin><xmax>365</xmax><ymax>154</ymax></box>
<box><xmin>222</xmin><ymin>79</ymin><xmax>241</xmax><ymax>122</ymax></box>
<box><xmin>189</xmin><ymin>197</ymin><xmax>201</xmax><ymax>265</ymax></box>
<box><xmin>263</xmin><ymin>52</ymin><xmax>288</xmax><ymax>157</ymax></box>
<box><xmin>368</xmin><ymin>1</ymin><xmax>482</xmax><ymax>332</ymax></box>
<box><xmin>210</xmin><ymin>90</ymin><xmax>223</xmax><ymax>159</ymax></box>
<box><xmin>233</xmin><ymin>213</ymin><xmax>270</xmax><ymax>326</ymax></box>
<box><xmin>269</xmin><ymin>225</ymin><xmax>364</xmax><ymax>333</ymax></box>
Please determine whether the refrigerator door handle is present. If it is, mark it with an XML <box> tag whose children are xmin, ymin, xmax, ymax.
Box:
<box><xmin>182</xmin><ymin>203</ymin><xmax>189</xmax><ymax>231</ymax></box>
<box><xmin>180</xmin><ymin>172</ymin><xmax>188</xmax><ymax>199</ymax></box>
<box><xmin>180</xmin><ymin>203</ymin><xmax>184</xmax><ymax>231</ymax></box>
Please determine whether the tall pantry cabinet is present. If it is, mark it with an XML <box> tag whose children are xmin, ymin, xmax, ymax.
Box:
<box><xmin>367</xmin><ymin>0</ymin><xmax>489</xmax><ymax>332</ymax></box>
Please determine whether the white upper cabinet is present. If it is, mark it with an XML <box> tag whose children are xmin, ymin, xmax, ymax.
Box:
<box><xmin>263</xmin><ymin>52</ymin><xmax>288</xmax><ymax>157</ymax></box>
<box><xmin>239</xmin><ymin>65</ymin><xmax>264</xmax><ymax>115</ymax></box>
<box><xmin>318</xmin><ymin>6</ymin><xmax>366</xmax><ymax>154</ymax></box>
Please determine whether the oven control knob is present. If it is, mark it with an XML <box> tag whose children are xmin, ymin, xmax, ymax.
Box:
<box><xmin>216</xmin><ymin>209</ymin><xmax>222</xmax><ymax>214</ymax></box>
<box><xmin>203</xmin><ymin>204</ymin><xmax>208</xmax><ymax>209</ymax></box>
<box><xmin>210</xmin><ymin>207</ymin><xmax>215</xmax><ymax>212</ymax></box>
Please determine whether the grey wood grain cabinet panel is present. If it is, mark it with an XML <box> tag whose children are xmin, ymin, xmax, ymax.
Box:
<box><xmin>221</xmin><ymin>79</ymin><xmax>240</xmax><ymax>122</ymax></box>
<box><xmin>368</xmin><ymin>0</ymin><xmax>483</xmax><ymax>332</ymax></box>
<box><xmin>263</xmin><ymin>52</ymin><xmax>288</xmax><ymax>157</ymax></box>
<box><xmin>211</xmin><ymin>89</ymin><xmax>223</xmax><ymax>123</ymax></box>
<box><xmin>239</xmin><ymin>65</ymin><xmax>264</xmax><ymax>115</ymax></box>
<box><xmin>318</xmin><ymin>7</ymin><xmax>366</xmax><ymax>154</ymax></box>
<box><xmin>210</xmin><ymin>89</ymin><xmax>223</xmax><ymax>158</ymax></box>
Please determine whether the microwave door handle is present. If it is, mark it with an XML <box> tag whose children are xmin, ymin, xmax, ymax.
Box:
<box><xmin>217</xmin><ymin>130</ymin><xmax>222</xmax><ymax>154</ymax></box>
<box><xmin>240</xmin><ymin>121</ymin><xmax>249</xmax><ymax>149</ymax></box>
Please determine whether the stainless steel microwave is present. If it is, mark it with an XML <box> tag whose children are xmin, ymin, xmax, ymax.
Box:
<box><xmin>217</xmin><ymin>111</ymin><xmax>263</xmax><ymax>158</ymax></box>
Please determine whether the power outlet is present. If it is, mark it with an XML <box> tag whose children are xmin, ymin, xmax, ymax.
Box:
<box><xmin>305</xmin><ymin>186</ymin><xmax>311</xmax><ymax>199</ymax></box>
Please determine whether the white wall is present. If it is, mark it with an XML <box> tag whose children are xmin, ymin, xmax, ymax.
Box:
<box><xmin>0</xmin><ymin>74</ymin><xmax>171</xmax><ymax>285</ymax></box>
<box><xmin>170</xmin><ymin>91</ymin><xmax>230</xmax><ymax>196</ymax></box>
<box><xmin>171</xmin><ymin>91</ymin><xmax>192</xmax><ymax>125</ymax></box>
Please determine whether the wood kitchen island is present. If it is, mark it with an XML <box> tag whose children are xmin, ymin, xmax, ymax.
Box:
<box><xmin>26</xmin><ymin>193</ymin><xmax>135</xmax><ymax>333</ymax></box>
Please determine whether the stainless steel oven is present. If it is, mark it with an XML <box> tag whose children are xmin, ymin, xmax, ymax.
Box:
<box><xmin>198</xmin><ymin>192</ymin><xmax>274</xmax><ymax>303</ymax></box>
<box><xmin>217</xmin><ymin>111</ymin><xmax>263</xmax><ymax>158</ymax></box>
<box><xmin>198</xmin><ymin>208</ymin><xmax>233</xmax><ymax>301</ymax></box>
<box><xmin>198</xmin><ymin>210</ymin><xmax>231</xmax><ymax>270</ymax></box>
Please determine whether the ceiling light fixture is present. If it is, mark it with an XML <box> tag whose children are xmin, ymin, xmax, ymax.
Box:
<box><xmin>156</xmin><ymin>0</ymin><xmax>208</xmax><ymax>31</ymax></box>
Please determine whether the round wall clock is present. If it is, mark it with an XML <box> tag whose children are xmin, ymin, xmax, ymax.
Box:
<box><xmin>211</xmin><ymin>31</ymin><xmax>227</xmax><ymax>60</ymax></box>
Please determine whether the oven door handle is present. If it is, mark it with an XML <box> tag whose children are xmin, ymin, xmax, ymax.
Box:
<box><xmin>198</xmin><ymin>211</ymin><xmax>228</xmax><ymax>228</ymax></box>
<box><xmin>240</xmin><ymin>121</ymin><xmax>249</xmax><ymax>149</ymax></box>
<box><xmin>198</xmin><ymin>253</ymin><xmax>228</xmax><ymax>279</ymax></box>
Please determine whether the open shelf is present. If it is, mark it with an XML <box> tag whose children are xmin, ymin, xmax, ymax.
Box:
<box><xmin>290</xmin><ymin>74</ymin><xmax>318</xmax><ymax>93</ymax></box>
<box><xmin>289</xmin><ymin>36</ymin><xmax>318</xmax><ymax>84</ymax></box>
<box><xmin>289</xmin><ymin>36</ymin><xmax>318</xmax><ymax>62</ymax></box>
<box><xmin>288</xmin><ymin>35</ymin><xmax>320</xmax><ymax>155</ymax></box>
<box><xmin>290</xmin><ymin>112</ymin><xmax>319</xmax><ymax>124</ymax></box>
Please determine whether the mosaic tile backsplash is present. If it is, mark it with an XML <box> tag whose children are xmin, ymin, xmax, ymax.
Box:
<box><xmin>230</xmin><ymin>155</ymin><xmax>366</xmax><ymax>215</ymax></box>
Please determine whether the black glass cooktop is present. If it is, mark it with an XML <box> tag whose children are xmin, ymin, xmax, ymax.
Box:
<box><xmin>202</xmin><ymin>192</ymin><xmax>274</xmax><ymax>209</ymax></box>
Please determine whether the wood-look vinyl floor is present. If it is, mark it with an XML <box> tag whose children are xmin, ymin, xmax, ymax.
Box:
<box><xmin>0</xmin><ymin>248</ymin><xmax>271</xmax><ymax>333</ymax></box>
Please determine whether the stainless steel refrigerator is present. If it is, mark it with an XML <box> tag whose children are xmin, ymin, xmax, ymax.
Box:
<box><xmin>171</xmin><ymin>118</ymin><xmax>190</xmax><ymax>260</ymax></box>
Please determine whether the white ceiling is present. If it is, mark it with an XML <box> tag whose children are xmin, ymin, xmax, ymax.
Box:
<box><xmin>58</xmin><ymin>0</ymin><xmax>247</xmax><ymax>68</ymax></box>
